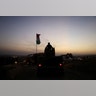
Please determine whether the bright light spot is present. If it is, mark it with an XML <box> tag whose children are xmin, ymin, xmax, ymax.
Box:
<box><xmin>38</xmin><ymin>64</ymin><xmax>42</xmax><ymax>67</ymax></box>
<box><xmin>15</xmin><ymin>61</ymin><xmax>18</xmax><ymax>64</ymax></box>
<box><xmin>59</xmin><ymin>64</ymin><xmax>62</xmax><ymax>66</ymax></box>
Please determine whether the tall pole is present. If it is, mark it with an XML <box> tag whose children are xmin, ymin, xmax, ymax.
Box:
<box><xmin>36</xmin><ymin>33</ymin><xmax>37</xmax><ymax>54</ymax></box>
<box><xmin>36</xmin><ymin>33</ymin><xmax>41</xmax><ymax>64</ymax></box>
<box><xmin>36</xmin><ymin>41</ymin><xmax>37</xmax><ymax>54</ymax></box>
<box><xmin>36</xmin><ymin>34</ymin><xmax>37</xmax><ymax>64</ymax></box>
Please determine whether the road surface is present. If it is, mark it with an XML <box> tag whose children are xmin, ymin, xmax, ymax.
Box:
<box><xmin>0</xmin><ymin>63</ymin><xmax>95</xmax><ymax>80</ymax></box>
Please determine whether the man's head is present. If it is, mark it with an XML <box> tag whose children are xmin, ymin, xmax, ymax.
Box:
<box><xmin>48</xmin><ymin>42</ymin><xmax>50</xmax><ymax>45</ymax></box>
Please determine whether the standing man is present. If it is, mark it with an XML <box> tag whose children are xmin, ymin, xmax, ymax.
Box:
<box><xmin>44</xmin><ymin>42</ymin><xmax>55</xmax><ymax>58</ymax></box>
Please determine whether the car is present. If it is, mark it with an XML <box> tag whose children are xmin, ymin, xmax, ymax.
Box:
<box><xmin>37</xmin><ymin>56</ymin><xmax>64</xmax><ymax>77</ymax></box>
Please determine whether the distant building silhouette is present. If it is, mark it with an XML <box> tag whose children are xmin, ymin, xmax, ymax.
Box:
<box><xmin>61</xmin><ymin>53</ymin><xmax>74</xmax><ymax>61</ymax></box>
<box><xmin>44</xmin><ymin>42</ymin><xmax>55</xmax><ymax>58</ymax></box>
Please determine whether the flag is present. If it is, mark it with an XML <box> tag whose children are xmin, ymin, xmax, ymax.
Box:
<box><xmin>36</xmin><ymin>34</ymin><xmax>41</xmax><ymax>44</ymax></box>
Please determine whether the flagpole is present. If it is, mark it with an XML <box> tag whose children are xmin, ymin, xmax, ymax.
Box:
<box><xmin>36</xmin><ymin>42</ymin><xmax>37</xmax><ymax>54</ymax></box>
<box><xmin>36</xmin><ymin>33</ymin><xmax>37</xmax><ymax>54</ymax></box>
<box><xmin>36</xmin><ymin>33</ymin><xmax>40</xmax><ymax>64</ymax></box>
<box><xmin>36</xmin><ymin>34</ymin><xmax>37</xmax><ymax>65</ymax></box>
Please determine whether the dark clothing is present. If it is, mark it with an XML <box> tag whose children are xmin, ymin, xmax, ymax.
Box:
<box><xmin>44</xmin><ymin>43</ymin><xmax>55</xmax><ymax>57</ymax></box>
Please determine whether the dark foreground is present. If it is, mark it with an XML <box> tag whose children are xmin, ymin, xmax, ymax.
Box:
<box><xmin>1</xmin><ymin>59</ymin><xmax>96</xmax><ymax>80</ymax></box>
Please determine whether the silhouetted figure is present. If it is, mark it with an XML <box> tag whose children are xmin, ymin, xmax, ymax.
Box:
<box><xmin>44</xmin><ymin>42</ymin><xmax>55</xmax><ymax>58</ymax></box>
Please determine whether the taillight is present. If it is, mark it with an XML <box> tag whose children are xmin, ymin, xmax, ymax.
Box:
<box><xmin>38</xmin><ymin>64</ymin><xmax>42</xmax><ymax>67</ymax></box>
<box><xmin>59</xmin><ymin>63</ymin><xmax>62</xmax><ymax>66</ymax></box>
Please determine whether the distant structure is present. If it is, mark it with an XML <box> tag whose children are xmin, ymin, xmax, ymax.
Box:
<box><xmin>61</xmin><ymin>53</ymin><xmax>73</xmax><ymax>60</ymax></box>
<box><xmin>44</xmin><ymin>42</ymin><xmax>55</xmax><ymax>58</ymax></box>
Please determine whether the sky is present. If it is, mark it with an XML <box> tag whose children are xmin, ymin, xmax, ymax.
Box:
<box><xmin>0</xmin><ymin>16</ymin><xmax>96</xmax><ymax>56</ymax></box>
